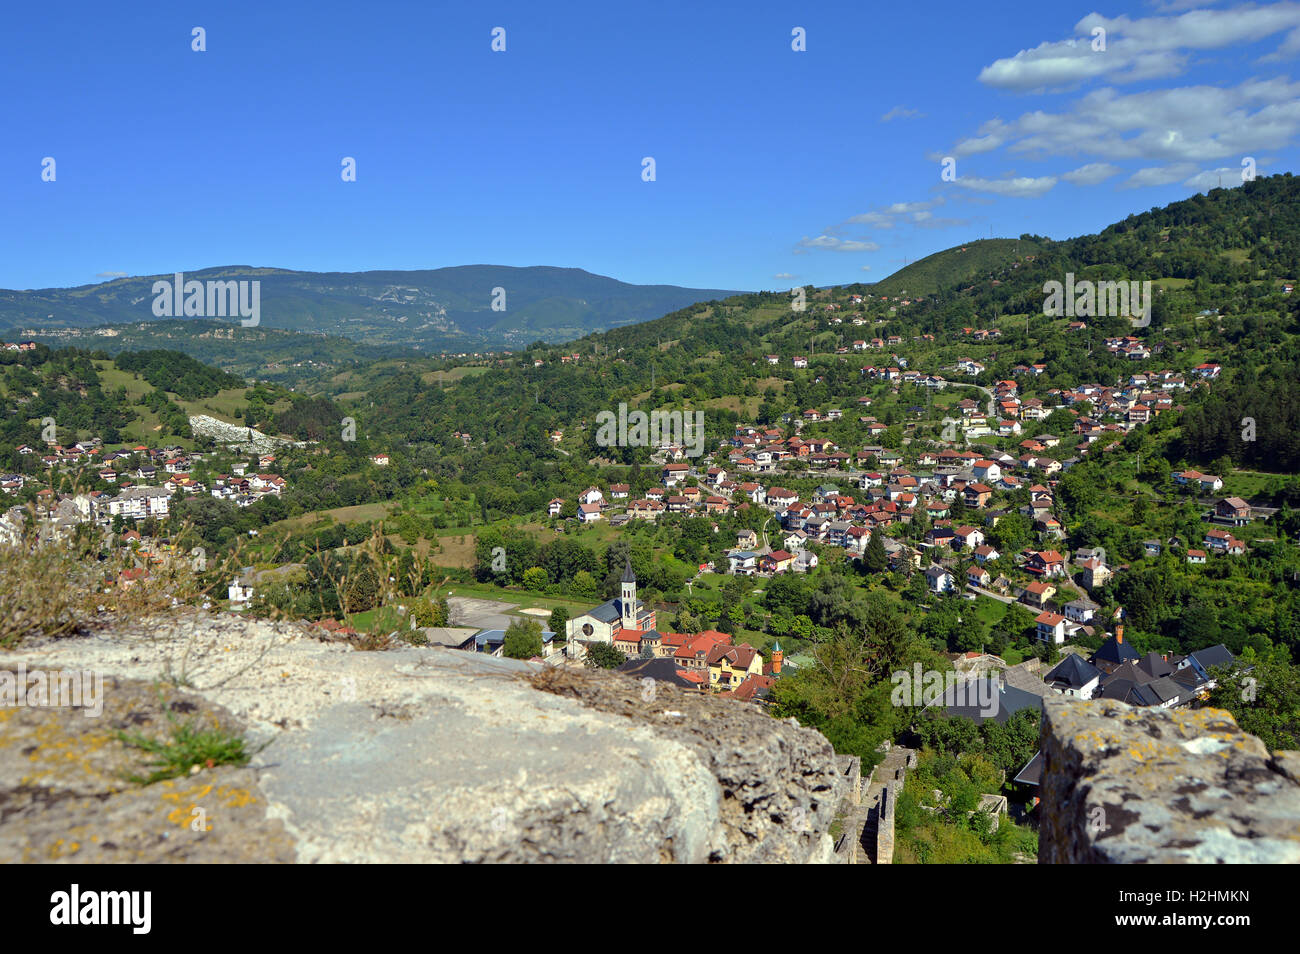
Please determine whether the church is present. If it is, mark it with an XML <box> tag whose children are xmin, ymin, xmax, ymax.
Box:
<box><xmin>565</xmin><ymin>559</ymin><xmax>656</xmax><ymax>657</ymax></box>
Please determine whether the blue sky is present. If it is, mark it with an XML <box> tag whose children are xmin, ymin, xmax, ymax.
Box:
<box><xmin>3</xmin><ymin>0</ymin><xmax>1299</xmax><ymax>291</ymax></box>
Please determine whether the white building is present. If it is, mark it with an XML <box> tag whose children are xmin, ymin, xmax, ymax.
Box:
<box><xmin>107</xmin><ymin>486</ymin><xmax>171</xmax><ymax>520</ymax></box>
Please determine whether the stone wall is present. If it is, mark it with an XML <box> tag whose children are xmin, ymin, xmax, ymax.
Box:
<box><xmin>1039</xmin><ymin>695</ymin><xmax>1300</xmax><ymax>863</ymax></box>
<box><xmin>10</xmin><ymin>614</ymin><xmax>1299</xmax><ymax>864</ymax></box>
<box><xmin>2</xmin><ymin>615</ymin><xmax>843</xmax><ymax>864</ymax></box>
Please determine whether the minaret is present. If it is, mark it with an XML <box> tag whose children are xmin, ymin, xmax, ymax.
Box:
<box><xmin>620</xmin><ymin>558</ymin><xmax>637</xmax><ymax>631</ymax></box>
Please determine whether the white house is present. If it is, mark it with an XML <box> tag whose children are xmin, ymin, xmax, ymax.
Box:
<box><xmin>228</xmin><ymin>577</ymin><xmax>254</xmax><ymax>607</ymax></box>
<box><xmin>1035</xmin><ymin>611</ymin><xmax>1067</xmax><ymax>645</ymax></box>
<box><xmin>925</xmin><ymin>565</ymin><xmax>955</xmax><ymax>594</ymax></box>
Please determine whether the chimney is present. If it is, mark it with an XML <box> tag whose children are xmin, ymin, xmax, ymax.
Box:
<box><xmin>1116</xmin><ymin>625</ymin><xmax>1124</xmax><ymax>644</ymax></box>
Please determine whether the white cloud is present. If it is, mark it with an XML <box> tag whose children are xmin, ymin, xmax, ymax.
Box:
<box><xmin>96</xmin><ymin>271</ymin><xmax>128</xmax><ymax>279</ymax></box>
<box><xmin>881</xmin><ymin>105</ymin><xmax>924</xmax><ymax>121</ymax></box>
<box><xmin>773</xmin><ymin>272</ymin><xmax>797</xmax><ymax>279</ymax></box>
<box><xmin>953</xmin><ymin>127</ymin><xmax>1009</xmax><ymax>157</ymax></box>
<box><xmin>846</xmin><ymin>212</ymin><xmax>895</xmax><ymax>228</ymax></box>
<box><xmin>979</xmin><ymin>4</ymin><xmax>1300</xmax><ymax>92</ymax></box>
<box><xmin>943</xmin><ymin>76</ymin><xmax>1300</xmax><ymax>175</ymax></box>
<box><xmin>1183</xmin><ymin>165</ymin><xmax>1251</xmax><ymax>189</ymax></box>
<box><xmin>1261</xmin><ymin>24</ymin><xmax>1300</xmax><ymax>59</ymax></box>
<box><xmin>952</xmin><ymin>175</ymin><xmax>1058</xmax><ymax>197</ymax></box>
<box><xmin>795</xmin><ymin>235</ymin><xmax>881</xmax><ymax>253</ymax></box>
<box><xmin>1062</xmin><ymin>162</ymin><xmax>1122</xmax><ymax>184</ymax></box>
<box><xmin>860</xmin><ymin>265</ymin><xmax>873</xmax><ymax>271</ymax></box>
<box><xmin>848</xmin><ymin>198</ymin><xmax>948</xmax><ymax>229</ymax></box>
<box><xmin>1120</xmin><ymin>163</ymin><xmax>1199</xmax><ymax>188</ymax></box>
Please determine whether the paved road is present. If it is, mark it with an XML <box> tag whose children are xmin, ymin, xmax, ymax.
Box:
<box><xmin>445</xmin><ymin>596</ymin><xmax>519</xmax><ymax>631</ymax></box>
<box><xmin>967</xmin><ymin>583</ymin><xmax>1017</xmax><ymax>604</ymax></box>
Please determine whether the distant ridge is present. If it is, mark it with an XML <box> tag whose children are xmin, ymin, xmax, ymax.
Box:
<box><xmin>0</xmin><ymin>264</ymin><xmax>745</xmax><ymax>351</ymax></box>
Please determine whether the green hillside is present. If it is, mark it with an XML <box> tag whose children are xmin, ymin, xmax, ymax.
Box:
<box><xmin>869</xmin><ymin>238</ymin><xmax>1045</xmax><ymax>297</ymax></box>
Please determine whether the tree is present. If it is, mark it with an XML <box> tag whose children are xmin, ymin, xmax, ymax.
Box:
<box><xmin>549</xmin><ymin>606</ymin><xmax>569</xmax><ymax>636</ymax></box>
<box><xmin>344</xmin><ymin>560</ymin><xmax>380</xmax><ymax>613</ymax></box>
<box><xmin>409</xmin><ymin>596</ymin><xmax>445</xmax><ymax>627</ymax></box>
<box><xmin>569</xmin><ymin>570</ymin><xmax>598</xmax><ymax>600</ymax></box>
<box><xmin>862</xmin><ymin>530</ymin><xmax>888</xmax><ymax>573</ymax></box>
<box><xmin>1206</xmin><ymin>652</ymin><xmax>1300</xmax><ymax>751</ymax></box>
<box><xmin>997</xmin><ymin>602</ymin><xmax>1037</xmax><ymax>643</ymax></box>
<box><xmin>522</xmin><ymin>566</ymin><xmax>549</xmax><ymax>591</ymax></box>
<box><xmin>584</xmin><ymin>642</ymin><xmax>625</xmax><ymax>670</ymax></box>
<box><xmin>503</xmin><ymin>619</ymin><xmax>544</xmax><ymax>660</ymax></box>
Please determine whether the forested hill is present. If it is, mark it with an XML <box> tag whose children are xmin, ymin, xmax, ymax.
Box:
<box><xmin>350</xmin><ymin>174</ymin><xmax>1300</xmax><ymax>470</ymax></box>
<box><xmin>0</xmin><ymin>265</ymin><xmax>744</xmax><ymax>351</ymax></box>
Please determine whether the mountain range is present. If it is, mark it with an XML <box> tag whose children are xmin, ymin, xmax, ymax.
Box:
<box><xmin>0</xmin><ymin>265</ymin><xmax>745</xmax><ymax>351</ymax></box>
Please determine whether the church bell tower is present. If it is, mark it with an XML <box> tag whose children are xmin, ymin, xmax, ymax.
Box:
<box><xmin>620</xmin><ymin>558</ymin><xmax>637</xmax><ymax>631</ymax></box>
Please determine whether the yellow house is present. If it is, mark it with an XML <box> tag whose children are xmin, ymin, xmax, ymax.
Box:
<box><xmin>707</xmin><ymin>643</ymin><xmax>764</xmax><ymax>691</ymax></box>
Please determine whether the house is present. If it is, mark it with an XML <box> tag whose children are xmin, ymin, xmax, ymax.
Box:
<box><xmin>106</xmin><ymin>486</ymin><xmax>171</xmax><ymax>520</ymax></box>
<box><xmin>964</xmin><ymin>483</ymin><xmax>993</xmax><ymax>509</ymax></box>
<box><xmin>1026</xmin><ymin>550</ymin><xmax>1066</xmax><ymax>578</ymax></box>
<box><xmin>1187</xmin><ymin>549</ymin><xmax>1208</xmax><ymax>564</ymax></box>
<box><xmin>608</xmin><ymin>483</ymin><xmax>630</xmax><ymax>499</ymax></box>
<box><xmin>548</xmin><ymin>498</ymin><xmax>564</xmax><ymax>517</ymax></box>
<box><xmin>766</xmin><ymin>487</ymin><xmax>799</xmax><ymax>510</ymax></box>
<box><xmin>1214</xmin><ymin>497</ymin><xmax>1251</xmax><ymax>525</ymax></box>
<box><xmin>227</xmin><ymin>575</ymin><xmax>255</xmax><ymax>606</ymax></box>
<box><xmin>369</xmin><ymin>453</ymin><xmax>390</xmax><ymax>466</ymax></box>
<box><xmin>661</xmin><ymin>463</ymin><xmax>689</xmax><ymax>486</ymax></box>
<box><xmin>967</xmin><ymin>566</ymin><xmax>991</xmax><ymax>588</ymax></box>
<box><xmin>1020</xmin><ymin>581</ymin><xmax>1056</xmax><ymax>609</ymax></box>
<box><xmin>728</xmin><ymin>551</ymin><xmax>759</xmax><ymax>575</ymax></box>
<box><xmin>1088</xmin><ymin>627</ymin><xmax>1140</xmax><ymax>675</ymax></box>
<box><xmin>577</xmin><ymin>503</ymin><xmax>603</xmax><ymax>523</ymax></box>
<box><xmin>953</xmin><ymin>525</ymin><xmax>985</xmax><ymax>550</ymax></box>
<box><xmin>793</xmin><ymin>356</ymin><xmax>808</xmax><ymax>368</ymax></box>
<box><xmin>760</xmin><ymin>550</ymin><xmax>795</xmax><ymax>574</ymax></box>
<box><xmin>1035</xmin><ymin>612</ymin><xmax>1068</xmax><ymax>645</ymax></box>
<box><xmin>925</xmin><ymin>565</ymin><xmax>956</xmax><ymax>594</ymax></box>
<box><xmin>736</xmin><ymin>529</ymin><xmax>758</xmax><ymax>549</ymax></box>
<box><xmin>792</xmin><ymin>550</ymin><xmax>819</xmax><ymax>573</ymax></box>
<box><xmin>926</xmin><ymin>527</ymin><xmax>956</xmax><ymax>549</ymax></box>
<box><xmin>1204</xmin><ymin>528</ymin><xmax>1245</xmax><ymax>555</ymax></box>
<box><xmin>707</xmin><ymin>643</ymin><xmax>765</xmax><ymax>691</ymax></box>
<box><xmin>1064</xmin><ymin>597</ymin><xmax>1099</xmax><ymax>624</ymax></box>
<box><xmin>578</xmin><ymin>487</ymin><xmax>604</xmax><ymax>506</ymax></box>
<box><xmin>475</xmin><ymin>628</ymin><xmax>558</xmax><ymax>659</ymax></box>
<box><xmin>973</xmin><ymin>544</ymin><xmax>1000</xmax><ymax>565</ymax></box>
<box><xmin>1076</xmin><ymin>557</ymin><xmax>1111</xmax><ymax>590</ymax></box>
<box><xmin>1172</xmin><ymin>469</ymin><xmax>1222</xmax><ymax>493</ymax></box>
<box><xmin>1174</xmin><ymin>644</ymin><xmax>1238</xmax><ymax>691</ymax></box>
<box><xmin>1044</xmin><ymin>654</ymin><xmax>1102</xmax><ymax>698</ymax></box>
